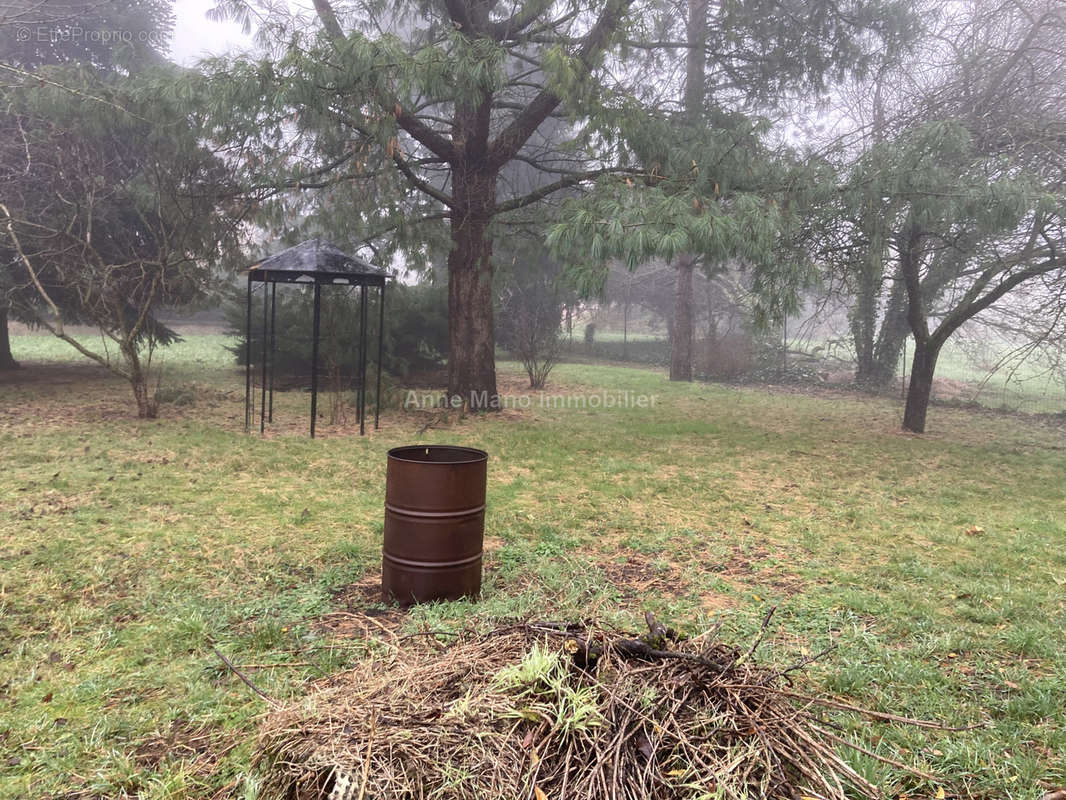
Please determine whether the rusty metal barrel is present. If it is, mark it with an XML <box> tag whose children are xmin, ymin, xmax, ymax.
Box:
<box><xmin>382</xmin><ymin>445</ymin><xmax>488</xmax><ymax>606</ymax></box>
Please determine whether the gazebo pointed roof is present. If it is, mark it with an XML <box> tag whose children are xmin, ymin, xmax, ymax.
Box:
<box><xmin>247</xmin><ymin>238</ymin><xmax>387</xmax><ymax>285</ymax></box>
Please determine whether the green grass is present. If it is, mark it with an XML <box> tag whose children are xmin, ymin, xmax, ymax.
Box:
<box><xmin>8</xmin><ymin>331</ymin><xmax>236</xmax><ymax>382</ymax></box>
<box><xmin>578</xmin><ymin>325</ymin><xmax>1066</xmax><ymax>414</ymax></box>
<box><xmin>1</xmin><ymin>333</ymin><xmax>1065</xmax><ymax>799</ymax></box>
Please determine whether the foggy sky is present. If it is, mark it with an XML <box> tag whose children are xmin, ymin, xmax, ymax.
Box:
<box><xmin>170</xmin><ymin>0</ymin><xmax>252</xmax><ymax>65</ymax></box>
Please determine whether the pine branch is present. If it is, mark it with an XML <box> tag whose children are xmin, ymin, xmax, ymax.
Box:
<box><xmin>493</xmin><ymin>167</ymin><xmax>644</xmax><ymax>215</ymax></box>
<box><xmin>486</xmin><ymin>0</ymin><xmax>635</xmax><ymax>171</ymax></box>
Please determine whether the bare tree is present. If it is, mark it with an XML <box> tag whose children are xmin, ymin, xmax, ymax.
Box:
<box><xmin>496</xmin><ymin>240</ymin><xmax>570</xmax><ymax>389</ymax></box>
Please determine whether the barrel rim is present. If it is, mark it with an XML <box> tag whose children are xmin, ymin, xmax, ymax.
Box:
<box><xmin>387</xmin><ymin>444</ymin><xmax>488</xmax><ymax>464</ymax></box>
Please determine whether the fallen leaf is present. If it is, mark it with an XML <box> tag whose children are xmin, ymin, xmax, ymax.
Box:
<box><xmin>534</xmin><ymin>786</ymin><xmax>547</xmax><ymax>800</ymax></box>
<box><xmin>936</xmin><ymin>787</ymin><xmax>946</xmax><ymax>799</ymax></box>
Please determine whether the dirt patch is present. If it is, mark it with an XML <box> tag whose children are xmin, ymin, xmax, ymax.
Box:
<box><xmin>132</xmin><ymin>717</ymin><xmax>218</xmax><ymax>770</ymax></box>
<box><xmin>699</xmin><ymin>591</ymin><xmax>736</xmax><ymax>612</ymax></box>
<box><xmin>600</xmin><ymin>551</ymin><xmax>685</xmax><ymax>601</ymax></box>
<box><xmin>0</xmin><ymin>360</ymin><xmax>554</xmax><ymax>437</ymax></box>
<box><xmin>717</xmin><ymin>546</ymin><xmax>806</xmax><ymax>597</ymax></box>
<box><xmin>587</xmin><ymin>543</ymin><xmax>798</xmax><ymax>607</ymax></box>
<box><xmin>0</xmin><ymin>362</ymin><xmax>243</xmax><ymax>431</ymax></box>
<box><xmin>316</xmin><ymin>577</ymin><xmax>407</xmax><ymax>639</ymax></box>
<box><xmin>2</xmin><ymin>489</ymin><xmax>98</xmax><ymax>519</ymax></box>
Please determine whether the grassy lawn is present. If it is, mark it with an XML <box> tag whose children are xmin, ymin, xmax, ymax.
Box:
<box><xmin>1</xmin><ymin>333</ymin><xmax>1065</xmax><ymax>800</ymax></box>
<box><xmin>570</xmin><ymin>326</ymin><xmax>1066</xmax><ymax>414</ymax></box>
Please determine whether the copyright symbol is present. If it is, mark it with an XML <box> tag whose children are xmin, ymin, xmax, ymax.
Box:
<box><xmin>15</xmin><ymin>27</ymin><xmax>31</xmax><ymax>42</ymax></box>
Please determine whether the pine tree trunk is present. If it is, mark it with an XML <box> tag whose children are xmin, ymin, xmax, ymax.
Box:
<box><xmin>447</xmin><ymin>167</ymin><xmax>498</xmax><ymax>411</ymax></box>
<box><xmin>857</xmin><ymin>320</ymin><xmax>909</xmax><ymax>388</ymax></box>
<box><xmin>670</xmin><ymin>257</ymin><xmax>695</xmax><ymax>381</ymax></box>
<box><xmin>667</xmin><ymin>0</ymin><xmax>705</xmax><ymax>385</ymax></box>
<box><xmin>856</xmin><ymin>280</ymin><xmax>910</xmax><ymax>388</ymax></box>
<box><xmin>854</xmin><ymin>71</ymin><xmax>891</xmax><ymax>387</ymax></box>
<box><xmin>850</xmin><ymin>269</ymin><xmax>877</xmax><ymax>383</ymax></box>
<box><xmin>865</xmin><ymin>315</ymin><xmax>909</xmax><ymax>387</ymax></box>
<box><xmin>902</xmin><ymin>341</ymin><xmax>939</xmax><ymax>433</ymax></box>
<box><xmin>0</xmin><ymin>305</ymin><xmax>19</xmax><ymax>371</ymax></box>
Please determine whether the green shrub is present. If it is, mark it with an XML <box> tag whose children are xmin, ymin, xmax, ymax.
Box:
<box><xmin>224</xmin><ymin>280</ymin><xmax>449</xmax><ymax>384</ymax></box>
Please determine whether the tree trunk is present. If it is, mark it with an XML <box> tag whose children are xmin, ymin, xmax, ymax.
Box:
<box><xmin>865</xmin><ymin>311</ymin><xmax>909</xmax><ymax>386</ymax></box>
<box><xmin>853</xmin><ymin>69</ymin><xmax>890</xmax><ymax>386</ymax></box>
<box><xmin>447</xmin><ymin>167</ymin><xmax>498</xmax><ymax>411</ymax></box>
<box><xmin>856</xmin><ymin>284</ymin><xmax>910</xmax><ymax>388</ymax></box>
<box><xmin>0</xmin><ymin>304</ymin><xmax>19</xmax><ymax>370</ymax></box>
<box><xmin>902</xmin><ymin>341</ymin><xmax>939</xmax><ymax>433</ymax></box>
<box><xmin>667</xmin><ymin>0</ymin><xmax>705</xmax><ymax>384</ymax></box>
<box><xmin>670</xmin><ymin>257</ymin><xmax>695</xmax><ymax>381</ymax></box>
<box><xmin>850</xmin><ymin>262</ymin><xmax>878</xmax><ymax>383</ymax></box>
<box><xmin>121</xmin><ymin>342</ymin><xmax>158</xmax><ymax>419</ymax></box>
<box><xmin>130</xmin><ymin>375</ymin><xmax>159</xmax><ymax>419</ymax></box>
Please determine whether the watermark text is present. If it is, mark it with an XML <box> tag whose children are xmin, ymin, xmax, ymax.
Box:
<box><xmin>404</xmin><ymin>390</ymin><xmax>658</xmax><ymax>411</ymax></box>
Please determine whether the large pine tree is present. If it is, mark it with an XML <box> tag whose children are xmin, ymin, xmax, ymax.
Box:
<box><xmin>197</xmin><ymin>0</ymin><xmax>913</xmax><ymax>408</ymax></box>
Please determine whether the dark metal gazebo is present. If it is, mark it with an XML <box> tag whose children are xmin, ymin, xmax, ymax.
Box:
<box><xmin>244</xmin><ymin>238</ymin><xmax>387</xmax><ymax>438</ymax></box>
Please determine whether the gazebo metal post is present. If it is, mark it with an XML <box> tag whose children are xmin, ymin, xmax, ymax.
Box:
<box><xmin>310</xmin><ymin>282</ymin><xmax>322</xmax><ymax>438</ymax></box>
<box><xmin>260</xmin><ymin>280</ymin><xmax>268</xmax><ymax>434</ymax></box>
<box><xmin>375</xmin><ymin>283</ymin><xmax>384</xmax><ymax>430</ymax></box>
<box><xmin>268</xmin><ymin>282</ymin><xmax>276</xmax><ymax>423</ymax></box>
<box><xmin>352</xmin><ymin>286</ymin><xmax>361</xmax><ymax>427</ymax></box>
<box><xmin>244</xmin><ymin>273</ymin><xmax>253</xmax><ymax>432</ymax></box>
<box><xmin>358</xmin><ymin>283</ymin><xmax>368</xmax><ymax>435</ymax></box>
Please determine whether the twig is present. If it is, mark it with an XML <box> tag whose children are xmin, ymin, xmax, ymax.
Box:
<box><xmin>809</xmin><ymin>721</ymin><xmax>942</xmax><ymax>782</ymax></box>
<box><xmin>688</xmin><ymin>617</ymin><xmax>724</xmax><ymax>645</ymax></box>
<box><xmin>356</xmin><ymin>713</ymin><xmax>375</xmax><ymax>800</ymax></box>
<box><xmin>768</xmin><ymin>643</ymin><xmax>838</xmax><ymax>681</ymax></box>
<box><xmin>770</xmin><ymin>689</ymin><xmax>982</xmax><ymax>731</ymax></box>
<box><xmin>417</xmin><ymin>411</ymin><xmax>447</xmax><ymax>435</ymax></box>
<box><xmin>740</xmin><ymin>604</ymin><xmax>777</xmax><ymax>664</ymax></box>
<box><xmin>211</xmin><ymin>645</ymin><xmax>280</xmax><ymax>707</ymax></box>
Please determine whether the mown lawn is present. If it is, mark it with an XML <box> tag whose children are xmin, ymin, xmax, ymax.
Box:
<box><xmin>1</xmin><ymin>334</ymin><xmax>1065</xmax><ymax>800</ymax></box>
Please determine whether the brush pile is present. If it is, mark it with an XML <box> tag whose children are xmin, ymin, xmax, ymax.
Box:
<box><xmin>256</xmin><ymin>614</ymin><xmax>954</xmax><ymax>800</ymax></box>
